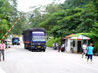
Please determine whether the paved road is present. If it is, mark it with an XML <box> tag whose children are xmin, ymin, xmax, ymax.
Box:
<box><xmin>0</xmin><ymin>44</ymin><xmax>98</xmax><ymax>73</ymax></box>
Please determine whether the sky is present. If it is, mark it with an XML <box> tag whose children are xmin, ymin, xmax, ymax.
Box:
<box><xmin>17</xmin><ymin>0</ymin><xmax>65</xmax><ymax>12</ymax></box>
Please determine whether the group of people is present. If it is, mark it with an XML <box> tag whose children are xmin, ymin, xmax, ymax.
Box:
<box><xmin>53</xmin><ymin>42</ymin><xmax>94</xmax><ymax>62</ymax></box>
<box><xmin>52</xmin><ymin>43</ymin><xmax>65</xmax><ymax>52</ymax></box>
<box><xmin>82</xmin><ymin>43</ymin><xmax>94</xmax><ymax>62</ymax></box>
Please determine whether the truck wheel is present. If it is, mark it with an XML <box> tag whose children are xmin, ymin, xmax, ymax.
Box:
<box><xmin>24</xmin><ymin>44</ymin><xmax>26</xmax><ymax>49</ymax></box>
<box><xmin>17</xmin><ymin>43</ymin><xmax>20</xmax><ymax>45</ymax></box>
<box><xmin>32</xmin><ymin>49</ymin><xmax>35</xmax><ymax>52</ymax></box>
<box><xmin>43</xmin><ymin>49</ymin><xmax>45</xmax><ymax>52</ymax></box>
<box><xmin>24</xmin><ymin>44</ymin><xmax>28</xmax><ymax>49</ymax></box>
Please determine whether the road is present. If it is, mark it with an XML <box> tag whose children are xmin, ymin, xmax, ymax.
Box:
<box><xmin>0</xmin><ymin>44</ymin><xmax>98</xmax><ymax>73</ymax></box>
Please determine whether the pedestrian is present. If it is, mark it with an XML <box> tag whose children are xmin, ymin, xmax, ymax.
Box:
<box><xmin>58</xmin><ymin>43</ymin><xmax>61</xmax><ymax>52</ymax></box>
<box><xmin>87</xmin><ymin>43</ymin><xmax>94</xmax><ymax>62</ymax></box>
<box><xmin>61</xmin><ymin>44</ymin><xmax>65</xmax><ymax>52</ymax></box>
<box><xmin>56</xmin><ymin>43</ymin><xmax>58</xmax><ymax>50</ymax></box>
<box><xmin>52</xmin><ymin>43</ymin><xmax>55</xmax><ymax>50</ymax></box>
<box><xmin>82</xmin><ymin>43</ymin><xmax>87</xmax><ymax>58</ymax></box>
<box><xmin>0</xmin><ymin>40</ymin><xmax>6</xmax><ymax>61</ymax></box>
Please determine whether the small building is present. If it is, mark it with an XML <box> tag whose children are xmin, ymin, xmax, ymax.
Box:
<box><xmin>64</xmin><ymin>34</ymin><xmax>90</xmax><ymax>53</ymax></box>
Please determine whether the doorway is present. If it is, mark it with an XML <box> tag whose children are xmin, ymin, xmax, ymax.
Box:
<box><xmin>77</xmin><ymin>41</ymin><xmax>82</xmax><ymax>53</ymax></box>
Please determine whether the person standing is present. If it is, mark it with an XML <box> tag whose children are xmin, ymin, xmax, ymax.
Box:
<box><xmin>58</xmin><ymin>43</ymin><xmax>61</xmax><ymax>52</ymax></box>
<box><xmin>0</xmin><ymin>40</ymin><xmax>6</xmax><ymax>61</ymax></box>
<box><xmin>61</xmin><ymin>44</ymin><xmax>65</xmax><ymax>52</ymax></box>
<box><xmin>56</xmin><ymin>43</ymin><xmax>58</xmax><ymax>50</ymax></box>
<box><xmin>87</xmin><ymin>43</ymin><xmax>94</xmax><ymax>62</ymax></box>
<box><xmin>82</xmin><ymin>43</ymin><xmax>87</xmax><ymax>58</ymax></box>
<box><xmin>52</xmin><ymin>43</ymin><xmax>55</xmax><ymax>50</ymax></box>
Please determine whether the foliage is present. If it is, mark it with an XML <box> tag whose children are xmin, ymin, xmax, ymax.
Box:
<box><xmin>9</xmin><ymin>0</ymin><xmax>30</xmax><ymax>35</ymax></box>
<box><xmin>46</xmin><ymin>37</ymin><xmax>61</xmax><ymax>47</ymax></box>
<box><xmin>45</xmin><ymin>3</ymin><xmax>61</xmax><ymax>14</ymax></box>
<box><xmin>11</xmin><ymin>12</ymin><xmax>30</xmax><ymax>35</ymax></box>
<box><xmin>29</xmin><ymin>7</ymin><xmax>42</xmax><ymax>27</ymax></box>
<box><xmin>39</xmin><ymin>7</ymin><xmax>85</xmax><ymax>37</ymax></box>
<box><xmin>46</xmin><ymin>37</ymin><xmax>54</xmax><ymax>47</ymax></box>
<box><xmin>34</xmin><ymin>0</ymin><xmax>98</xmax><ymax>52</ymax></box>
<box><xmin>0</xmin><ymin>0</ymin><xmax>97</xmax><ymax>52</ymax></box>
<box><xmin>38</xmin><ymin>0</ymin><xmax>97</xmax><ymax>37</ymax></box>
<box><xmin>91</xmin><ymin>0</ymin><xmax>98</xmax><ymax>53</ymax></box>
<box><xmin>61</xmin><ymin>0</ymin><xmax>91</xmax><ymax>9</ymax></box>
<box><xmin>0</xmin><ymin>0</ymin><xmax>30</xmax><ymax>39</ymax></box>
<box><xmin>29</xmin><ymin>3</ymin><xmax>61</xmax><ymax>28</ymax></box>
<box><xmin>92</xmin><ymin>22</ymin><xmax>98</xmax><ymax>53</ymax></box>
<box><xmin>0</xmin><ymin>0</ymin><xmax>12</xmax><ymax>39</ymax></box>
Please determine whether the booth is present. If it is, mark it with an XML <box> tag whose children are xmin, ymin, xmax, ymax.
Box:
<box><xmin>64</xmin><ymin>34</ymin><xmax>90</xmax><ymax>53</ymax></box>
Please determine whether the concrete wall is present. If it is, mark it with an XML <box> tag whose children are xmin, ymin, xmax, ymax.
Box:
<box><xmin>65</xmin><ymin>39</ymin><xmax>83</xmax><ymax>53</ymax></box>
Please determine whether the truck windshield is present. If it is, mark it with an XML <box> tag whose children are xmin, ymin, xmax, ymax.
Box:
<box><xmin>32</xmin><ymin>32</ymin><xmax>45</xmax><ymax>41</ymax></box>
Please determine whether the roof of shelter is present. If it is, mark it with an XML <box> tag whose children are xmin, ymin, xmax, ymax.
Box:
<box><xmin>64</xmin><ymin>33</ymin><xmax>91</xmax><ymax>40</ymax></box>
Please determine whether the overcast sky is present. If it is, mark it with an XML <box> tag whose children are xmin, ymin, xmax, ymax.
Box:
<box><xmin>17</xmin><ymin>0</ymin><xmax>65</xmax><ymax>12</ymax></box>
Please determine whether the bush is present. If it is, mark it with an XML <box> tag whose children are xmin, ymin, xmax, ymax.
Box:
<box><xmin>94</xmin><ymin>41</ymin><xmax>98</xmax><ymax>53</ymax></box>
<box><xmin>46</xmin><ymin>37</ymin><xmax>54</xmax><ymax>47</ymax></box>
<box><xmin>46</xmin><ymin>37</ymin><xmax>61</xmax><ymax>47</ymax></box>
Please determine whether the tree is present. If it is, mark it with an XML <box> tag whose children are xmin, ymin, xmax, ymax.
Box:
<box><xmin>0</xmin><ymin>0</ymin><xmax>12</xmax><ymax>39</ymax></box>
<box><xmin>60</xmin><ymin>0</ymin><xmax>91</xmax><ymax>9</ymax></box>
<box><xmin>77</xmin><ymin>4</ymin><xmax>95</xmax><ymax>32</ymax></box>
<box><xmin>11</xmin><ymin>12</ymin><xmax>30</xmax><ymax>35</ymax></box>
<box><xmin>92</xmin><ymin>0</ymin><xmax>98</xmax><ymax>53</ymax></box>
<box><xmin>8</xmin><ymin>0</ymin><xmax>30</xmax><ymax>35</ymax></box>
<box><xmin>29</xmin><ymin>7</ymin><xmax>42</xmax><ymax>27</ymax></box>
<box><xmin>39</xmin><ymin>8</ymin><xmax>85</xmax><ymax>37</ymax></box>
<box><xmin>92</xmin><ymin>22</ymin><xmax>98</xmax><ymax>52</ymax></box>
<box><xmin>45</xmin><ymin>3</ymin><xmax>61</xmax><ymax>14</ymax></box>
<box><xmin>27</xmin><ymin>0</ymin><xmax>98</xmax><ymax>52</ymax></box>
<box><xmin>38</xmin><ymin>0</ymin><xmax>97</xmax><ymax>38</ymax></box>
<box><xmin>29</xmin><ymin>3</ymin><xmax>61</xmax><ymax>28</ymax></box>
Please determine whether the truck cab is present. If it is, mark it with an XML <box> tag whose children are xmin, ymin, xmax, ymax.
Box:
<box><xmin>12</xmin><ymin>37</ymin><xmax>20</xmax><ymax>45</ymax></box>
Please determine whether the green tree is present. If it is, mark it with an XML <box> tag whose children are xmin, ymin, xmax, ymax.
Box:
<box><xmin>92</xmin><ymin>22</ymin><xmax>98</xmax><ymax>52</ymax></box>
<box><xmin>11</xmin><ymin>12</ymin><xmax>30</xmax><ymax>35</ymax></box>
<box><xmin>92</xmin><ymin>0</ymin><xmax>98</xmax><ymax>53</ymax></box>
<box><xmin>29</xmin><ymin>3</ymin><xmax>61</xmax><ymax>28</ymax></box>
<box><xmin>0</xmin><ymin>0</ymin><xmax>12</xmax><ymax>39</ymax></box>
<box><xmin>8</xmin><ymin>0</ymin><xmax>30</xmax><ymax>35</ymax></box>
<box><xmin>61</xmin><ymin>0</ymin><xmax>91</xmax><ymax>9</ymax></box>
<box><xmin>45</xmin><ymin>3</ymin><xmax>61</xmax><ymax>14</ymax></box>
<box><xmin>29</xmin><ymin>7</ymin><xmax>42</xmax><ymax>27</ymax></box>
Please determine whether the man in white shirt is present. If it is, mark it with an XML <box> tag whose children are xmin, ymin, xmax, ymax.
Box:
<box><xmin>52</xmin><ymin>43</ymin><xmax>55</xmax><ymax>50</ymax></box>
<box><xmin>82</xmin><ymin>43</ymin><xmax>87</xmax><ymax>58</ymax></box>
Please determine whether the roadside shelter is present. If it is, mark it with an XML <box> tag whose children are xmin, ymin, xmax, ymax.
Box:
<box><xmin>64</xmin><ymin>34</ymin><xmax>90</xmax><ymax>53</ymax></box>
